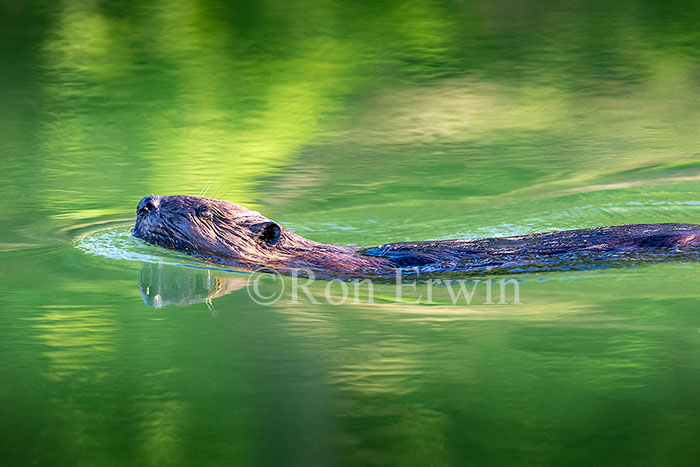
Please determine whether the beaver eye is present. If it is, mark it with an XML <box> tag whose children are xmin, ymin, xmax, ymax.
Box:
<box><xmin>198</xmin><ymin>208</ymin><xmax>212</xmax><ymax>220</ymax></box>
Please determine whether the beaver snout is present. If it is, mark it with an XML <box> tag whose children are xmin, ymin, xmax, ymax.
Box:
<box><xmin>137</xmin><ymin>195</ymin><xmax>160</xmax><ymax>217</ymax></box>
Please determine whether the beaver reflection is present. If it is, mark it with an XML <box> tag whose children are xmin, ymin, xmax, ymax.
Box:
<box><xmin>138</xmin><ymin>263</ymin><xmax>248</xmax><ymax>308</ymax></box>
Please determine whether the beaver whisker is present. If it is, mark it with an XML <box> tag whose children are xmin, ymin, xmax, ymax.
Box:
<box><xmin>218</xmin><ymin>185</ymin><xmax>234</xmax><ymax>200</ymax></box>
<box><xmin>199</xmin><ymin>176</ymin><xmax>214</xmax><ymax>197</ymax></box>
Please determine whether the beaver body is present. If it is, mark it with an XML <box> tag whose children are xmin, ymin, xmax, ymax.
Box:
<box><xmin>132</xmin><ymin>195</ymin><xmax>700</xmax><ymax>276</ymax></box>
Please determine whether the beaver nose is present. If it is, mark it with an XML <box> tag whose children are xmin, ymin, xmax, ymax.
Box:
<box><xmin>137</xmin><ymin>196</ymin><xmax>160</xmax><ymax>216</ymax></box>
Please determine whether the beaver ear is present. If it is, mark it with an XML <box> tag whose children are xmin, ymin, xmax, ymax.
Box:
<box><xmin>252</xmin><ymin>221</ymin><xmax>281</xmax><ymax>248</ymax></box>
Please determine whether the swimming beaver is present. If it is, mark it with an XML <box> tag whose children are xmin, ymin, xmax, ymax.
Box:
<box><xmin>132</xmin><ymin>195</ymin><xmax>700</xmax><ymax>276</ymax></box>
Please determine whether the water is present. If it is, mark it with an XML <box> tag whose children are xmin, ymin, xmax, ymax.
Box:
<box><xmin>2</xmin><ymin>0</ymin><xmax>700</xmax><ymax>465</ymax></box>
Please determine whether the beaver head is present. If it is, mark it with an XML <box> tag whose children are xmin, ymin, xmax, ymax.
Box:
<box><xmin>132</xmin><ymin>195</ymin><xmax>294</xmax><ymax>266</ymax></box>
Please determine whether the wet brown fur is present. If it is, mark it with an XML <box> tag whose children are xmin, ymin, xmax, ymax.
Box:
<box><xmin>133</xmin><ymin>195</ymin><xmax>700</xmax><ymax>276</ymax></box>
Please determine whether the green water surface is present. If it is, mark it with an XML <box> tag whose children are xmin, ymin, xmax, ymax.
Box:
<box><xmin>2</xmin><ymin>0</ymin><xmax>700</xmax><ymax>465</ymax></box>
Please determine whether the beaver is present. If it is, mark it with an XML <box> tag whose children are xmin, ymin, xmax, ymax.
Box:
<box><xmin>132</xmin><ymin>195</ymin><xmax>700</xmax><ymax>277</ymax></box>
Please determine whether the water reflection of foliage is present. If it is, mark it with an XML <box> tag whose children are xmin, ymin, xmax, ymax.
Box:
<box><xmin>33</xmin><ymin>0</ymin><xmax>700</xmax><ymax>221</ymax></box>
